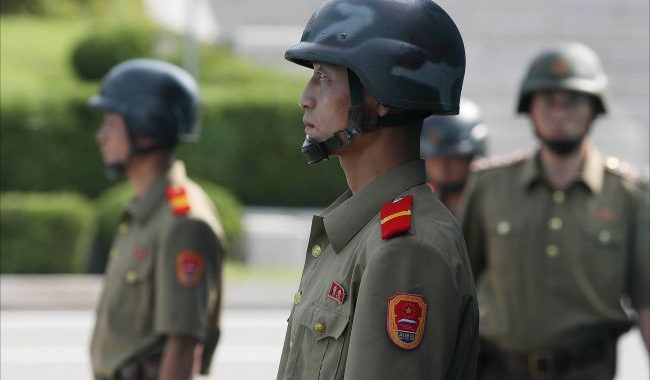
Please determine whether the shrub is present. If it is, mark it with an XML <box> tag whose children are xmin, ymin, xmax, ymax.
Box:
<box><xmin>1</xmin><ymin>16</ymin><xmax>348</xmax><ymax>206</ymax></box>
<box><xmin>70</xmin><ymin>24</ymin><xmax>158</xmax><ymax>81</ymax></box>
<box><xmin>0</xmin><ymin>192</ymin><xmax>95</xmax><ymax>273</ymax></box>
<box><xmin>1</xmin><ymin>0</ymin><xmax>141</xmax><ymax>19</ymax></box>
<box><xmin>1</xmin><ymin>88</ymin><xmax>348</xmax><ymax>205</ymax></box>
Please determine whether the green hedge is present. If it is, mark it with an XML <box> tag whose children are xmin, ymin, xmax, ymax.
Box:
<box><xmin>1</xmin><ymin>0</ymin><xmax>142</xmax><ymax>19</ymax></box>
<box><xmin>71</xmin><ymin>24</ymin><xmax>158</xmax><ymax>81</ymax></box>
<box><xmin>90</xmin><ymin>179</ymin><xmax>244</xmax><ymax>273</ymax></box>
<box><xmin>1</xmin><ymin>16</ymin><xmax>348</xmax><ymax>207</ymax></box>
<box><xmin>0</xmin><ymin>192</ymin><xmax>95</xmax><ymax>273</ymax></box>
<box><xmin>1</xmin><ymin>89</ymin><xmax>347</xmax><ymax>206</ymax></box>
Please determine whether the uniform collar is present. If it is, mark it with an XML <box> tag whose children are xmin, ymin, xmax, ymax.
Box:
<box><xmin>579</xmin><ymin>148</ymin><xmax>604</xmax><ymax>194</ymax></box>
<box><xmin>520</xmin><ymin>148</ymin><xmax>604</xmax><ymax>194</ymax></box>
<box><xmin>124</xmin><ymin>161</ymin><xmax>188</xmax><ymax>223</ymax></box>
<box><xmin>322</xmin><ymin>159</ymin><xmax>427</xmax><ymax>253</ymax></box>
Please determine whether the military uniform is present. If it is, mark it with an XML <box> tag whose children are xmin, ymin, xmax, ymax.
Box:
<box><xmin>276</xmin><ymin>160</ymin><xmax>479</xmax><ymax>380</ymax></box>
<box><xmin>91</xmin><ymin>161</ymin><xmax>226</xmax><ymax>379</ymax></box>
<box><xmin>459</xmin><ymin>149</ymin><xmax>650</xmax><ymax>379</ymax></box>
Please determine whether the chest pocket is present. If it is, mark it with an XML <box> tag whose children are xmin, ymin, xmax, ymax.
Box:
<box><xmin>105</xmin><ymin>244</ymin><xmax>156</xmax><ymax>333</ymax></box>
<box><xmin>579</xmin><ymin>222</ymin><xmax>626</xmax><ymax>303</ymax></box>
<box><xmin>291</xmin><ymin>302</ymin><xmax>350</xmax><ymax>380</ymax></box>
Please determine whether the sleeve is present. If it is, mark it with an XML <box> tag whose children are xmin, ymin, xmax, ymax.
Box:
<box><xmin>343</xmin><ymin>238</ymin><xmax>478</xmax><ymax>380</ymax></box>
<box><xmin>154</xmin><ymin>218</ymin><xmax>223</xmax><ymax>341</ymax></box>
<box><xmin>629</xmin><ymin>183</ymin><xmax>650</xmax><ymax>310</ymax></box>
<box><xmin>457</xmin><ymin>172</ymin><xmax>487</xmax><ymax>282</ymax></box>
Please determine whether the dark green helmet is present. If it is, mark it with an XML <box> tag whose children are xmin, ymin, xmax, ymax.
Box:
<box><xmin>285</xmin><ymin>0</ymin><xmax>465</xmax><ymax>115</ymax></box>
<box><xmin>420</xmin><ymin>98</ymin><xmax>487</xmax><ymax>158</ymax></box>
<box><xmin>517</xmin><ymin>43</ymin><xmax>608</xmax><ymax>114</ymax></box>
<box><xmin>89</xmin><ymin>59</ymin><xmax>201</xmax><ymax>146</ymax></box>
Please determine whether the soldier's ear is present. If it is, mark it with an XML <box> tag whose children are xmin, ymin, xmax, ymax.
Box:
<box><xmin>376</xmin><ymin>104</ymin><xmax>391</xmax><ymax>117</ymax></box>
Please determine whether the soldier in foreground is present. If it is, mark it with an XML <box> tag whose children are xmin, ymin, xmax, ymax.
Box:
<box><xmin>89</xmin><ymin>59</ymin><xmax>226</xmax><ymax>380</ymax></box>
<box><xmin>420</xmin><ymin>98</ymin><xmax>488</xmax><ymax>214</ymax></box>
<box><xmin>276</xmin><ymin>0</ymin><xmax>478</xmax><ymax>379</ymax></box>
<box><xmin>460</xmin><ymin>43</ymin><xmax>650</xmax><ymax>379</ymax></box>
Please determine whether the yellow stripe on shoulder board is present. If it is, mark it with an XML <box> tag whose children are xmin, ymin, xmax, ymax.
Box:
<box><xmin>381</xmin><ymin>210</ymin><xmax>412</xmax><ymax>224</ymax></box>
<box><xmin>171</xmin><ymin>197</ymin><xmax>189</xmax><ymax>208</ymax></box>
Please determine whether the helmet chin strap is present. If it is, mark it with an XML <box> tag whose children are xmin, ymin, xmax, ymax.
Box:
<box><xmin>301</xmin><ymin>70</ymin><xmax>430</xmax><ymax>164</ymax></box>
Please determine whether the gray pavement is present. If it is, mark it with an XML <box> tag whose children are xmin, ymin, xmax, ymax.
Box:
<box><xmin>0</xmin><ymin>275</ymin><xmax>297</xmax><ymax>310</ymax></box>
<box><xmin>1</xmin><ymin>305</ymin><xmax>648</xmax><ymax>380</ymax></box>
<box><xmin>1</xmin><ymin>309</ymin><xmax>288</xmax><ymax>380</ymax></box>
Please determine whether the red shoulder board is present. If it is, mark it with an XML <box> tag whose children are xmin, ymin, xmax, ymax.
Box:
<box><xmin>380</xmin><ymin>195</ymin><xmax>413</xmax><ymax>239</ymax></box>
<box><xmin>166</xmin><ymin>185</ymin><xmax>191</xmax><ymax>216</ymax></box>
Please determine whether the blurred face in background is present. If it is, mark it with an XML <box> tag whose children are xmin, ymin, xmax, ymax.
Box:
<box><xmin>95</xmin><ymin>112</ymin><xmax>130</xmax><ymax>165</ymax></box>
<box><xmin>425</xmin><ymin>155</ymin><xmax>472</xmax><ymax>190</ymax></box>
<box><xmin>529</xmin><ymin>90</ymin><xmax>596</xmax><ymax>155</ymax></box>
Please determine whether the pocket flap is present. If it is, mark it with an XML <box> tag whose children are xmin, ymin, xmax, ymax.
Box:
<box><xmin>123</xmin><ymin>246</ymin><xmax>154</xmax><ymax>284</ymax></box>
<box><xmin>296</xmin><ymin>302</ymin><xmax>350</xmax><ymax>341</ymax></box>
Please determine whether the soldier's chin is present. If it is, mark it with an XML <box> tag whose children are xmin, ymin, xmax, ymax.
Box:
<box><xmin>542</xmin><ymin>138</ymin><xmax>583</xmax><ymax>156</ymax></box>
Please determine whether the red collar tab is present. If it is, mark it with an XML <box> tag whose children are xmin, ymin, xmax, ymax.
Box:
<box><xmin>380</xmin><ymin>195</ymin><xmax>413</xmax><ymax>240</ymax></box>
<box><xmin>166</xmin><ymin>185</ymin><xmax>191</xmax><ymax>216</ymax></box>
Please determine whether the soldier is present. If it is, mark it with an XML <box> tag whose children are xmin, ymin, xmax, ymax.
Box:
<box><xmin>460</xmin><ymin>43</ymin><xmax>650</xmax><ymax>380</ymax></box>
<box><xmin>420</xmin><ymin>98</ymin><xmax>488</xmax><ymax>214</ymax></box>
<box><xmin>89</xmin><ymin>59</ymin><xmax>226</xmax><ymax>380</ymax></box>
<box><xmin>277</xmin><ymin>1</ymin><xmax>478</xmax><ymax>379</ymax></box>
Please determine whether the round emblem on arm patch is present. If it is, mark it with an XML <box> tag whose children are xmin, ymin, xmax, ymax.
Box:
<box><xmin>176</xmin><ymin>251</ymin><xmax>204</xmax><ymax>287</ymax></box>
<box><xmin>387</xmin><ymin>293</ymin><xmax>427</xmax><ymax>350</ymax></box>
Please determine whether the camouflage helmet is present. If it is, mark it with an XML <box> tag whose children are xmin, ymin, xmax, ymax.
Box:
<box><xmin>89</xmin><ymin>59</ymin><xmax>201</xmax><ymax>146</ymax></box>
<box><xmin>420</xmin><ymin>98</ymin><xmax>487</xmax><ymax>158</ymax></box>
<box><xmin>517</xmin><ymin>43</ymin><xmax>608</xmax><ymax>114</ymax></box>
<box><xmin>285</xmin><ymin>0</ymin><xmax>465</xmax><ymax>115</ymax></box>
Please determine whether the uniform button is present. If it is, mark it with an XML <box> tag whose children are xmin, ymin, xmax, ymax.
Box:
<box><xmin>311</xmin><ymin>244</ymin><xmax>322</xmax><ymax>258</ymax></box>
<box><xmin>552</xmin><ymin>190</ymin><xmax>565</xmax><ymax>203</ymax></box>
<box><xmin>496</xmin><ymin>221</ymin><xmax>511</xmax><ymax>235</ymax></box>
<box><xmin>313</xmin><ymin>322</ymin><xmax>326</xmax><ymax>335</ymax></box>
<box><xmin>548</xmin><ymin>217</ymin><xmax>563</xmax><ymax>231</ymax></box>
<box><xmin>125</xmin><ymin>270</ymin><xmax>138</xmax><ymax>284</ymax></box>
<box><xmin>118</xmin><ymin>222</ymin><xmax>129</xmax><ymax>235</ymax></box>
<box><xmin>293</xmin><ymin>291</ymin><xmax>302</xmax><ymax>305</ymax></box>
<box><xmin>545</xmin><ymin>244</ymin><xmax>559</xmax><ymax>258</ymax></box>
<box><xmin>109</xmin><ymin>248</ymin><xmax>118</xmax><ymax>259</ymax></box>
<box><xmin>599</xmin><ymin>230</ymin><xmax>612</xmax><ymax>244</ymax></box>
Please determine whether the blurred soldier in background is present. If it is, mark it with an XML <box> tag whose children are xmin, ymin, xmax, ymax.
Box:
<box><xmin>277</xmin><ymin>0</ymin><xmax>478</xmax><ymax>379</ymax></box>
<box><xmin>460</xmin><ymin>43</ymin><xmax>650</xmax><ymax>380</ymax></box>
<box><xmin>420</xmin><ymin>98</ymin><xmax>488</xmax><ymax>214</ymax></box>
<box><xmin>88</xmin><ymin>59</ymin><xmax>226</xmax><ymax>380</ymax></box>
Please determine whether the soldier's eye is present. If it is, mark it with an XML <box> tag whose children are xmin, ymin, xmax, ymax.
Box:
<box><xmin>315</xmin><ymin>69</ymin><xmax>328</xmax><ymax>80</ymax></box>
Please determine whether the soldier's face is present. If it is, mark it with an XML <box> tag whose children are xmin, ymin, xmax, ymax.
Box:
<box><xmin>299</xmin><ymin>62</ymin><xmax>351</xmax><ymax>143</ymax></box>
<box><xmin>529</xmin><ymin>90</ymin><xmax>595</xmax><ymax>141</ymax></box>
<box><xmin>425</xmin><ymin>156</ymin><xmax>472</xmax><ymax>186</ymax></box>
<box><xmin>95</xmin><ymin>112</ymin><xmax>130</xmax><ymax>165</ymax></box>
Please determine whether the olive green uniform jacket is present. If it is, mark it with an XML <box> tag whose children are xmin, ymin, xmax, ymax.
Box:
<box><xmin>276</xmin><ymin>160</ymin><xmax>479</xmax><ymax>380</ymax></box>
<box><xmin>459</xmin><ymin>149</ymin><xmax>650</xmax><ymax>351</ymax></box>
<box><xmin>90</xmin><ymin>161</ymin><xmax>226</xmax><ymax>378</ymax></box>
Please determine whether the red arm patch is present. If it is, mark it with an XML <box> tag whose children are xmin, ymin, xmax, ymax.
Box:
<box><xmin>380</xmin><ymin>195</ymin><xmax>413</xmax><ymax>239</ymax></box>
<box><xmin>176</xmin><ymin>251</ymin><xmax>204</xmax><ymax>287</ymax></box>
<box><xmin>387</xmin><ymin>293</ymin><xmax>427</xmax><ymax>350</ymax></box>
